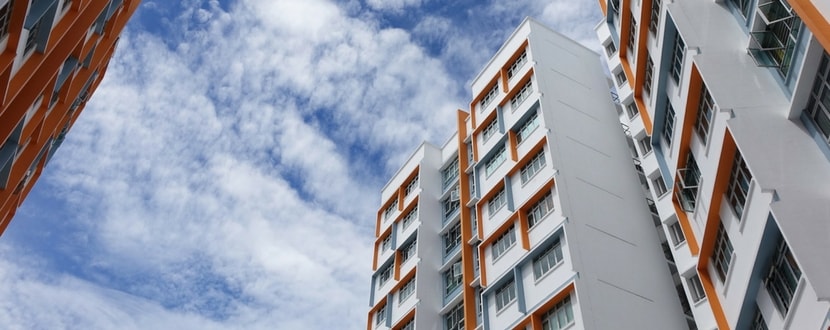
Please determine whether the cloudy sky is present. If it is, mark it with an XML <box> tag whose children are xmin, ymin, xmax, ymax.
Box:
<box><xmin>0</xmin><ymin>1</ymin><xmax>600</xmax><ymax>329</ymax></box>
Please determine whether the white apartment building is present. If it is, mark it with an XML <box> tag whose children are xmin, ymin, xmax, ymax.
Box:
<box><xmin>596</xmin><ymin>0</ymin><xmax>830</xmax><ymax>328</ymax></box>
<box><xmin>367</xmin><ymin>18</ymin><xmax>689</xmax><ymax>330</ymax></box>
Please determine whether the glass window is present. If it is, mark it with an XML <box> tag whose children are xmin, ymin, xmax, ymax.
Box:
<box><xmin>0</xmin><ymin>1</ymin><xmax>12</xmax><ymax>39</ymax></box>
<box><xmin>508</xmin><ymin>50</ymin><xmax>528</xmax><ymax>78</ymax></box>
<box><xmin>750</xmin><ymin>304</ymin><xmax>768</xmax><ymax>330</ymax></box>
<box><xmin>404</xmin><ymin>174</ymin><xmax>419</xmax><ymax>197</ymax></box>
<box><xmin>401</xmin><ymin>237</ymin><xmax>417</xmax><ymax>263</ymax></box>
<box><xmin>444</xmin><ymin>261</ymin><xmax>463</xmax><ymax>296</ymax></box>
<box><xmin>445</xmin><ymin>302</ymin><xmax>464</xmax><ymax>330</ymax></box>
<box><xmin>713</xmin><ymin>223</ymin><xmax>734</xmax><ymax>281</ymax></box>
<box><xmin>527</xmin><ymin>192</ymin><xmax>554</xmax><ymax>229</ymax></box>
<box><xmin>541</xmin><ymin>295</ymin><xmax>574</xmax><ymax>330</ymax></box>
<box><xmin>381</xmin><ymin>235</ymin><xmax>391</xmax><ymax>252</ymax></box>
<box><xmin>747</xmin><ymin>0</ymin><xmax>801</xmax><ymax>77</ymax></box>
<box><xmin>662</xmin><ymin>102</ymin><xmax>676</xmax><ymax>146</ymax></box>
<box><xmin>383</xmin><ymin>199</ymin><xmax>398</xmax><ymax>221</ymax></box>
<box><xmin>401</xmin><ymin>206</ymin><xmax>418</xmax><ymax>230</ymax></box>
<box><xmin>668</xmin><ymin>221</ymin><xmax>686</xmax><ymax>246</ymax></box>
<box><xmin>443</xmin><ymin>222</ymin><xmax>461</xmax><ymax>255</ymax></box>
<box><xmin>495</xmin><ymin>279</ymin><xmax>517</xmax><ymax>311</ymax></box>
<box><xmin>400</xmin><ymin>319</ymin><xmax>414</xmax><ymax>330</ymax></box>
<box><xmin>638</xmin><ymin>135</ymin><xmax>653</xmax><ymax>155</ymax></box>
<box><xmin>696</xmin><ymin>83</ymin><xmax>715</xmax><ymax>143</ymax></box>
<box><xmin>520</xmin><ymin>150</ymin><xmax>546</xmax><ymax>184</ymax></box>
<box><xmin>605</xmin><ymin>41</ymin><xmax>617</xmax><ymax>57</ymax></box>
<box><xmin>379</xmin><ymin>264</ymin><xmax>393</xmax><ymax>287</ymax></box>
<box><xmin>516</xmin><ymin>111</ymin><xmax>540</xmax><ymax>144</ymax></box>
<box><xmin>487</xmin><ymin>188</ymin><xmax>507</xmax><ymax>216</ymax></box>
<box><xmin>510</xmin><ymin>80</ymin><xmax>533</xmax><ymax>110</ymax></box>
<box><xmin>652</xmin><ymin>175</ymin><xmax>668</xmax><ymax>197</ymax></box>
<box><xmin>765</xmin><ymin>240</ymin><xmax>801</xmax><ymax>315</ymax></box>
<box><xmin>644</xmin><ymin>54</ymin><xmax>654</xmax><ymax>95</ymax></box>
<box><xmin>625</xmin><ymin>102</ymin><xmax>639</xmax><ymax>119</ymax></box>
<box><xmin>670</xmin><ymin>33</ymin><xmax>686</xmax><ymax>83</ymax></box>
<box><xmin>806</xmin><ymin>51</ymin><xmax>830</xmax><ymax>144</ymax></box>
<box><xmin>482</xmin><ymin>116</ymin><xmax>499</xmax><ymax>142</ymax></box>
<box><xmin>649</xmin><ymin>0</ymin><xmax>661</xmax><ymax>35</ymax></box>
<box><xmin>615</xmin><ymin>71</ymin><xmax>628</xmax><ymax>86</ymax></box>
<box><xmin>727</xmin><ymin>150</ymin><xmax>752</xmax><ymax>219</ymax></box>
<box><xmin>730</xmin><ymin>0</ymin><xmax>751</xmax><ymax>20</ymax></box>
<box><xmin>492</xmin><ymin>225</ymin><xmax>517</xmax><ymax>259</ymax></box>
<box><xmin>376</xmin><ymin>303</ymin><xmax>386</xmax><ymax>324</ymax></box>
<box><xmin>627</xmin><ymin>15</ymin><xmax>637</xmax><ymax>54</ymax></box>
<box><xmin>479</xmin><ymin>84</ymin><xmax>499</xmax><ymax>111</ymax></box>
<box><xmin>399</xmin><ymin>276</ymin><xmax>416</xmax><ymax>304</ymax></box>
<box><xmin>485</xmin><ymin>145</ymin><xmax>507</xmax><ymax>177</ymax></box>
<box><xmin>443</xmin><ymin>196</ymin><xmax>460</xmax><ymax>221</ymax></box>
<box><xmin>688</xmin><ymin>274</ymin><xmax>706</xmax><ymax>303</ymax></box>
<box><xmin>533</xmin><ymin>239</ymin><xmax>564</xmax><ymax>279</ymax></box>
<box><xmin>442</xmin><ymin>158</ymin><xmax>459</xmax><ymax>190</ymax></box>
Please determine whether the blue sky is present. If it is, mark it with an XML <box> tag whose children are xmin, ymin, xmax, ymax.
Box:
<box><xmin>0</xmin><ymin>1</ymin><xmax>600</xmax><ymax>328</ymax></box>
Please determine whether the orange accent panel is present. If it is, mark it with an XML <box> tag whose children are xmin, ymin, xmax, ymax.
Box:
<box><xmin>790</xmin><ymin>0</ymin><xmax>830</xmax><ymax>53</ymax></box>
<box><xmin>393</xmin><ymin>250</ymin><xmax>402</xmax><ymax>281</ymax></box>
<box><xmin>634</xmin><ymin>97</ymin><xmax>654</xmax><ymax>136</ymax></box>
<box><xmin>695</xmin><ymin>131</ymin><xmax>737</xmax><ymax>330</ymax></box>
<box><xmin>501</xmin><ymin>67</ymin><xmax>509</xmax><ymax>93</ymax></box>
<box><xmin>508</xmin><ymin>130</ymin><xmax>518</xmax><ymax>162</ymax></box>
<box><xmin>618</xmin><ymin>0</ymin><xmax>633</xmax><ymax>58</ymax></box>
<box><xmin>518</xmin><ymin>211</ymin><xmax>531</xmax><ymax>251</ymax></box>
<box><xmin>599</xmin><ymin>0</ymin><xmax>608</xmax><ymax>16</ymax></box>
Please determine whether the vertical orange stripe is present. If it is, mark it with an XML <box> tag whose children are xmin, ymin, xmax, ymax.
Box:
<box><xmin>598</xmin><ymin>0</ymin><xmax>608</xmax><ymax>16</ymax></box>
<box><xmin>393</xmin><ymin>250</ymin><xmax>402</xmax><ymax>281</ymax></box>
<box><xmin>518</xmin><ymin>211</ymin><xmax>530</xmax><ymax>250</ymax></box>
<box><xmin>455</xmin><ymin>110</ymin><xmax>479</xmax><ymax>329</ymax></box>
<box><xmin>508</xmin><ymin>130</ymin><xmax>519</xmax><ymax>162</ymax></box>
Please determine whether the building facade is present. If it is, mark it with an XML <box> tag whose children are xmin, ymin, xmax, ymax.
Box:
<box><xmin>0</xmin><ymin>0</ymin><xmax>140</xmax><ymax>235</ymax></box>
<box><xmin>367</xmin><ymin>18</ymin><xmax>689</xmax><ymax>330</ymax></box>
<box><xmin>596</xmin><ymin>0</ymin><xmax>830</xmax><ymax>328</ymax></box>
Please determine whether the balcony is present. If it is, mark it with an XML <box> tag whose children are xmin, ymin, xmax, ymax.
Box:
<box><xmin>674</xmin><ymin>167</ymin><xmax>701</xmax><ymax>212</ymax></box>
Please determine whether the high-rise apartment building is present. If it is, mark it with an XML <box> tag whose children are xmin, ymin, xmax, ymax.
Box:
<box><xmin>596</xmin><ymin>0</ymin><xmax>830</xmax><ymax>328</ymax></box>
<box><xmin>0</xmin><ymin>0</ymin><xmax>140</xmax><ymax>235</ymax></box>
<box><xmin>367</xmin><ymin>18</ymin><xmax>690</xmax><ymax>330</ymax></box>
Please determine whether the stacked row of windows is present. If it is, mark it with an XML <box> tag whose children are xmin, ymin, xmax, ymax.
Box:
<box><xmin>712</xmin><ymin>223</ymin><xmax>734</xmax><ymax>281</ymax></box>
<box><xmin>383</xmin><ymin>199</ymin><xmax>398</xmax><ymax>221</ymax></box>
<box><xmin>482</xmin><ymin>117</ymin><xmax>499</xmax><ymax>142</ymax></box>
<box><xmin>376</xmin><ymin>303</ymin><xmax>387</xmax><ymax>325</ymax></box>
<box><xmin>649</xmin><ymin>0</ymin><xmax>661</xmax><ymax>35</ymax></box>
<box><xmin>404</xmin><ymin>174</ymin><xmax>419</xmax><ymax>197</ymax></box>
<box><xmin>765</xmin><ymin>240</ymin><xmax>801</xmax><ymax>315</ymax></box>
<box><xmin>520</xmin><ymin>150</ymin><xmax>546</xmax><ymax>184</ymax></box>
<box><xmin>491</xmin><ymin>225</ymin><xmax>516</xmax><ymax>259</ymax></box>
<box><xmin>398</xmin><ymin>276</ymin><xmax>415</xmax><ymax>304</ymax></box>
<box><xmin>507</xmin><ymin>50</ymin><xmax>528</xmax><ymax>79</ymax></box>
<box><xmin>726</xmin><ymin>150</ymin><xmax>752</xmax><ymax>219</ymax></box>
<box><xmin>442</xmin><ymin>158</ymin><xmax>459</xmax><ymax>190</ymax></box>
<box><xmin>806</xmin><ymin>51</ymin><xmax>830</xmax><ymax>144</ymax></box>
<box><xmin>445</xmin><ymin>302</ymin><xmax>464</xmax><ymax>330</ymax></box>
<box><xmin>627</xmin><ymin>16</ymin><xmax>637</xmax><ymax>55</ymax></box>
<box><xmin>443</xmin><ymin>222</ymin><xmax>462</xmax><ymax>256</ymax></box>
<box><xmin>662</xmin><ymin>102</ymin><xmax>676</xmax><ymax>146</ymax></box>
<box><xmin>516</xmin><ymin>110</ymin><xmax>540</xmax><ymax>144</ymax></box>
<box><xmin>644</xmin><ymin>54</ymin><xmax>654</xmax><ymax>96</ymax></box>
<box><xmin>444</xmin><ymin>261</ymin><xmax>463</xmax><ymax>296</ymax></box>
<box><xmin>696</xmin><ymin>83</ymin><xmax>715</xmax><ymax>143</ymax></box>
<box><xmin>494</xmin><ymin>279</ymin><xmax>517</xmax><ymax>311</ymax></box>
<box><xmin>480</xmin><ymin>84</ymin><xmax>499</xmax><ymax>111</ymax></box>
<box><xmin>484</xmin><ymin>145</ymin><xmax>507</xmax><ymax>177</ymax></box>
<box><xmin>401</xmin><ymin>238</ymin><xmax>417</xmax><ymax>263</ymax></box>
<box><xmin>379</xmin><ymin>263</ymin><xmax>393</xmax><ymax>287</ymax></box>
<box><xmin>487</xmin><ymin>188</ymin><xmax>507</xmax><ymax>215</ymax></box>
<box><xmin>670</xmin><ymin>33</ymin><xmax>685</xmax><ymax>83</ymax></box>
<box><xmin>527</xmin><ymin>192</ymin><xmax>554</xmax><ymax>229</ymax></box>
<box><xmin>541</xmin><ymin>295</ymin><xmax>574</xmax><ymax>330</ymax></box>
<box><xmin>625</xmin><ymin>102</ymin><xmax>639</xmax><ymax>119</ymax></box>
<box><xmin>510</xmin><ymin>80</ymin><xmax>533</xmax><ymax>110</ymax></box>
<box><xmin>380</xmin><ymin>235</ymin><xmax>391</xmax><ymax>252</ymax></box>
<box><xmin>401</xmin><ymin>206</ymin><xmax>417</xmax><ymax>230</ymax></box>
<box><xmin>532</xmin><ymin>238</ymin><xmax>563</xmax><ymax>279</ymax></box>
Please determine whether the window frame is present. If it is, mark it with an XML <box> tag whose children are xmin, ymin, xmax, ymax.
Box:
<box><xmin>615</xmin><ymin>70</ymin><xmax>628</xmax><ymax>87</ymax></box>
<box><xmin>649</xmin><ymin>0</ymin><xmax>661</xmax><ymax>35</ymax></box>
<box><xmin>625</xmin><ymin>102</ymin><xmax>639</xmax><ymax>119</ymax></box>
<box><xmin>726</xmin><ymin>150</ymin><xmax>752</xmax><ymax>219</ymax></box>
<box><xmin>487</xmin><ymin>188</ymin><xmax>507</xmax><ymax>216</ymax></box>
<box><xmin>662</xmin><ymin>102</ymin><xmax>676</xmax><ymax>146</ymax></box>
<box><xmin>696</xmin><ymin>83</ymin><xmax>715</xmax><ymax>144</ymax></box>
<box><xmin>652</xmin><ymin>175</ymin><xmax>669</xmax><ymax>197</ymax></box>
<box><xmin>401</xmin><ymin>237</ymin><xmax>417</xmax><ymax>263</ymax></box>
<box><xmin>482</xmin><ymin>116</ymin><xmax>500</xmax><ymax>142</ymax></box>
<box><xmin>527</xmin><ymin>191</ymin><xmax>554</xmax><ymax>229</ymax></box>
<box><xmin>510</xmin><ymin>80</ymin><xmax>533</xmax><ymax>110</ymax></box>
<box><xmin>713</xmin><ymin>223</ymin><xmax>734</xmax><ymax>282</ymax></box>
<box><xmin>688</xmin><ymin>274</ymin><xmax>706</xmax><ymax>303</ymax></box>
<box><xmin>541</xmin><ymin>295</ymin><xmax>574</xmax><ymax>330</ymax></box>
<box><xmin>644</xmin><ymin>54</ymin><xmax>654</xmax><ymax>95</ymax></box>
<box><xmin>806</xmin><ymin>51</ymin><xmax>830</xmax><ymax>144</ymax></box>
<box><xmin>670</xmin><ymin>33</ymin><xmax>686</xmax><ymax>83</ymax></box>
<box><xmin>479</xmin><ymin>84</ymin><xmax>499</xmax><ymax>111</ymax></box>
<box><xmin>533</xmin><ymin>238</ymin><xmax>564</xmax><ymax>279</ymax></box>
<box><xmin>443</xmin><ymin>222</ymin><xmax>462</xmax><ymax>256</ymax></box>
<box><xmin>507</xmin><ymin>50</ymin><xmax>528</xmax><ymax>79</ymax></box>
<box><xmin>484</xmin><ymin>144</ymin><xmax>507</xmax><ymax>177</ymax></box>
<box><xmin>441</xmin><ymin>158</ymin><xmax>459</xmax><ymax>190</ymax></box>
<box><xmin>668</xmin><ymin>221</ymin><xmax>686</xmax><ymax>247</ymax></box>
<box><xmin>444</xmin><ymin>261</ymin><xmax>463</xmax><ymax>296</ymax></box>
<box><xmin>765</xmin><ymin>240</ymin><xmax>802</xmax><ymax>316</ymax></box>
<box><xmin>401</xmin><ymin>206</ymin><xmax>418</xmax><ymax>230</ymax></box>
<box><xmin>638</xmin><ymin>135</ymin><xmax>653</xmax><ymax>155</ymax></box>
<box><xmin>379</xmin><ymin>264</ymin><xmax>393</xmax><ymax>287</ymax></box>
<box><xmin>519</xmin><ymin>150</ymin><xmax>546</xmax><ymax>184</ymax></box>
<box><xmin>491</xmin><ymin>225</ymin><xmax>517</xmax><ymax>260</ymax></box>
<box><xmin>516</xmin><ymin>110</ymin><xmax>540</xmax><ymax>144</ymax></box>
<box><xmin>444</xmin><ymin>302</ymin><xmax>465</xmax><ymax>330</ymax></box>
<box><xmin>494</xmin><ymin>279</ymin><xmax>517</xmax><ymax>311</ymax></box>
<box><xmin>398</xmin><ymin>276</ymin><xmax>416</xmax><ymax>304</ymax></box>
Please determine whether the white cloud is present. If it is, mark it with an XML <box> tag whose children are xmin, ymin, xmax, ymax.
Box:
<box><xmin>365</xmin><ymin>0</ymin><xmax>424</xmax><ymax>12</ymax></box>
<box><xmin>0</xmin><ymin>0</ymin><xmax>603</xmax><ymax>329</ymax></box>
